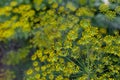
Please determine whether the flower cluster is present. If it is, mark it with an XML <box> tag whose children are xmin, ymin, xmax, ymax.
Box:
<box><xmin>0</xmin><ymin>0</ymin><xmax>120</xmax><ymax>80</ymax></box>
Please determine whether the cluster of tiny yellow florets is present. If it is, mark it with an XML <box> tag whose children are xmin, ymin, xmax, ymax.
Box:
<box><xmin>0</xmin><ymin>0</ymin><xmax>120</xmax><ymax>80</ymax></box>
<box><xmin>25</xmin><ymin>49</ymin><xmax>80</xmax><ymax>80</ymax></box>
<box><xmin>27</xmin><ymin>12</ymin><xmax>120</xmax><ymax>79</ymax></box>
<box><xmin>0</xmin><ymin>1</ymin><xmax>35</xmax><ymax>40</ymax></box>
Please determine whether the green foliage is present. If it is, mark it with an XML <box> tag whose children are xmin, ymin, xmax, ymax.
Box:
<box><xmin>0</xmin><ymin>0</ymin><xmax>120</xmax><ymax>80</ymax></box>
<box><xmin>2</xmin><ymin>47</ymin><xmax>30</xmax><ymax>65</ymax></box>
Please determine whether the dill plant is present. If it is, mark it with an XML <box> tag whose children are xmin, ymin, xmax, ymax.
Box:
<box><xmin>0</xmin><ymin>0</ymin><xmax>120</xmax><ymax>80</ymax></box>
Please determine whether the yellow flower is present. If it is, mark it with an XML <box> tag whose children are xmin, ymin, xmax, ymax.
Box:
<box><xmin>67</xmin><ymin>30</ymin><xmax>78</xmax><ymax>40</ymax></box>
<box><xmin>49</xmin><ymin>74</ymin><xmax>54</xmax><ymax>80</ymax></box>
<box><xmin>77</xmin><ymin>74</ymin><xmax>87</xmax><ymax>80</ymax></box>
<box><xmin>37</xmin><ymin>53</ymin><xmax>42</xmax><ymax>58</ymax></box>
<box><xmin>33</xmin><ymin>0</ymin><xmax>43</xmax><ymax>6</ymax></box>
<box><xmin>4</xmin><ymin>6</ymin><xmax>12</xmax><ymax>11</ymax></box>
<box><xmin>25</xmin><ymin>5</ymin><xmax>31</xmax><ymax>11</ymax></box>
<box><xmin>12</xmin><ymin>8</ymin><xmax>19</xmax><ymax>13</ymax></box>
<box><xmin>58</xmin><ymin>6</ymin><xmax>64</xmax><ymax>13</ymax></box>
<box><xmin>33</xmin><ymin>61</ymin><xmax>39</xmax><ymax>66</ymax></box>
<box><xmin>76</xmin><ymin>7</ymin><xmax>94</xmax><ymax>17</ymax></box>
<box><xmin>26</xmin><ymin>69</ymin><xmax>33</xmax><ymax>75</ymax></box>
<box><xmin>79</xmin><ymin>0</ymin><xmax>87</xmax><ymax>5</ymax></box>
<box><xmin>52</xmin><ymin>3</ymin><xmax>58</xmax><ymax>9</ymax></box>
<box><xmin>34</xmin><ymin>67</ymin><xmax>40</xmax><ymax>71</ymax></box>
<box><xmin>55</xmin><ymin>75</ymin><xmax>63</xmax><ymax>80</ymax></box>
<box><xmin>35</xmin><ymin>73</ymin><xmax>40</xmax><ymax>79</ymax></box>
<box><xmin>64</xmin><ymin>78</ymin><xmax>69</xmax><ymax>80</ymax></box>
<box><xmin>28</xmin><ymin>10</ymin><xmax>35</xmax><ymax>17</ymax></box>
<box><xmin>40</xmin><ymin>56</ymin><xmax>46</xmax><ymax>62</ymax></box>
<box><xmin>41</xmin><ymin>77</ymin><xmax>46</xmax><ymax>80</ymax></box>
<box><xmin>58</xmin><ymin>58</ymin><xmax>64</xmax><ymax>63</ymax></box>
<box><xmin>80</xmin><ymin>19</ymin><xmax>91</xmax><ymax>28</ymax></box>
<box><xmin>99</xmin><ymin>4</ymin><xmax>109</xmax><ymax>13</ymax></box>
<box><xmin>99</xmin><ymin>28</ymin><xmax>107</xmax><ymax>34</ymax></box>
<box><xmin>113</xmin><ymin>30</ymin><xmax>119</xmax><ymax>35</ymax></box>
<box><xmin>47</xmin><ymin>9</ymin><xmax>55</xmax><ymax>15</ymax></box>
<box><xmin>66</xmin><ymin>2</ymin><xmax>76</xmax><ymax>11</ymax></box>
<box><xmin>2</xmin><ymin>29</ymin><xmax>14</xmax><ymax>38</ymax></box>
<box><xmin>41</xmin><ymin>66</ymin><xmax>46</xmax><ymax>71</ymax></box>
<box><xmin>31</xmin><ymin>54</ymin><xmax>37</xmax><ymax>61</ymax></box>
<box><xmin>10</xmin><ymin>1</ymin><xmax>17</xmax><ymax>7</ymax></box>
<box><xmin>105</xmin><ymin>11</ymin><xmax>116</xmax><ymax>20</ymax></box>
<box><xmin>115</xmin><ymin>6</ymin><xmax>120</xmax><ymax>14</ymax></box>
<box><xmin>42</xmin><ymin>72</ymin><xmax>47</xmax><ymax>77</ymax></box>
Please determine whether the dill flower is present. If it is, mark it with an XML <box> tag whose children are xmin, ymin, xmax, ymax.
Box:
<box><xmin>105</xmin><ymin>11</ymin><xmax>116</xmax><ymax>20</ymax></box>
<box><xmin>12</xmin><ymin>8</ymin><xmax>19</xmax><ymax>13</ymax></box>
<box><xmin>10</xmin><ymin>1</ymin><xmax>17</xmax><ymax>7</ymax></box>
<box><xmin>64</xmin><ymin>78</ymin><xmax>69</xmax><ymax>80</ymax></box>
<box><xmin>1</xmin><ymin>1</ymin><xmax>119</xmax><ymax>79</ymax></box>
<box><xmin>76</xmin><ymin>7</ymin><xmax>94</xmax><ymax>17</ymax></box>
<box><xmin>26</xmin><ymin>69</ymin><xmax>33</xmax><ymax>75</ymax></box>
<box><xmin>52</xmin><ymin>3</ymin><xmax>58</xmax><ymax>9</ymax></box>
<box><xmin>33</xmin><ymin>0</ymin><xmax>43</xmax><ymax>5</ymax></box>
<box><xmin>48</xmin><ymin>0</ymin><xmax>54</xmax><ymax>4</ymax></box>
<box><xmin>99</xmin><ymin>4</ymin><xmax>109</xmax><ymax>13</ymax></box>
<box><xmin>24</xmin><ymin>5</ymin><xmax>31</xmax><ymax>11</ymax></box>
<box><xmin>42</xmin><ymin>72</ymin><xmax>47</xmax><ymax>77</ymax></box>
<box><xmin>34</xmin><ymin>67</ymin><xmax>40</xmax><ymax>72</ymax></box>
<box><xmin>55</xmin><ymin>75</ymin><xmax>63</xmax><ymax>80</ymax></box>
<box><xmin>99</xmin><ymin>28</ymin><xmax>107</xmax><ymax>34</ymax></box>
<box><xmin>47</xmin><ymin>9</ymin><xmax>55</xmax><ymax>15</ymax></box>
<box><xmin>80</xmin><ymin>19</ymin><xmax>91</xmax><ymax>28</ymax></box>
<box><xmin>33</xmin><ymin>61</ymin><xmax>39</xmax><ymax>66</ymax></box>
<box><xmin>115</xmin><ymin>6</ymin><xmax>120</xmax><ymax>14</ymax></box>
<box><xmin>49</xmin><ymin>74</ymin><xmax>54</xmax><ymax>80</ymax></box>
<box><xmin>79</xmin><ymin>0</ymin><xmax>87</xmax><ymax>5</ymax></box>
<box><xmin>37</xmin><ymin>53</ymin><xmax>42</xmax><ymax>58</ymax></box>
<box><xmin>58</xmin><ymin>6</ymin><xmax>64</xmax><ymax>13</ymax></box>
<box><xmin>58</xmin><ymin>58</ymin><xmax>64</xmax><ymax>63</ymax></box>
<box><xmin>66</xmin><ymin>2</ymin><xmax>76</xmax><ymax>11</ymax></box>
<box><xmin>4</xmin><ymin>6</ymin><xmax>12</xmax><ymax>11</ymax></box>
<box><xmin>41</xmin><ymin>66</ymin><xmax>46</xmax><ymax>71</ymax></box>
<box><xmin>2</xmin><ymin>29</ymin><xmax>14</xmax><ymax>38</ymax></box>
<box><xmin>64</xmin><ymin>40</ymin><xmax>72</xmax><ymax>49</ymax></box>
<box><xmin>28</xmin><ymin>10</ymin><xmax>35</xmax><ymax>17</ymax></box>
<box><xmin>31</xmin><ymin>54</ymin><xmax>37</xmax><ymax>61</ymax></box>
<box><xmin>35</xmin><ymin>74</ymin><xmax>40</xmax><ymax>79</ymax></box>
<box><xmin>67</xmin><ymin>30</ymin><xmax>78</xmax><ymax>40</ymax></box>
<box><xmin>114</xmin><ymin>30</ymin><xmax>119</xmax><ymax>36</ymax></box>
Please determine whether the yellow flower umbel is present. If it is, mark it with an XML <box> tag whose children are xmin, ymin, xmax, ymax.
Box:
<box><xmin>76</xmin><ymin>7</ymin><xmax>94</xmax><ymax>17</ymax></box>
<box><xmin>105</xmin><ymin>11</ymin><xmax>116</xmax><ymax>20</ymax></box>
<box><xmin>55</xmin><ymin>75</ymin><xmax>63</xmax><ymax>80</ymax></box>
<box><xmin>115</xmin><ymin>6</ymin><xmax>120</xmax><ymax>14</ymax></box>
<box><xmin>52</xmin><ymin>2</ymin><xmax>58</xmax><ymax>9</ymax></box>
<box><xmin>31</xmin><ymin>54</ymin><xmax>37</xmax><ymax>61</ymax></box>
<box><xmin>33</xmin><ymin>0</ymin><xmax>43</xmax><ymax>6</ymax></box>
<box><xmin>99</xmin><ymin>4</ymin><xmax>109</xmax><ymax>13</ymax></box>
<box><xmin>34</xmin><ymin>67</ymin><xmax>40</xmax><ymax>72</ymax></box>
<box><xmin>58</xmin><ymin>6</ymin><xmax>65</xmax><ymax>13</ymax></box>
<box><xmin>2</xmin><ymin>1</ymin><xmax>118</xmax><ymax>79</ymax></box>
<box><xmin>10</xmin><ymin>1</ymin><xmax>17</xmax><ymax>7</ymax></box>
<box><xmin>26</xmin><ymin>69</ymin><xmax>33</xmax><ymax>75</ymax></box>
<box><xmin>49</xmin><ymin>74</ymin><xmax>54</xmax><ymax>80</ymax></box>
<box><xmin>99</xmin><ymin>28</ymin><xmax>107</xmax><ymax>34</ymax></box>
<box><xmin>33</xmin><ymin>61</ymin><xmax>39</xmax><ymax>67</ymax></box>
<box><xmin>35</xmin><ymin>73</ymin><xmax>40</xmax><ymax>79</ymax></box>
<box><xmin>66</xmin><ymin>2</ymin><xmax>76</xmax><ymax>11</ymax></box>
<box><xmin>79</xmin><ymin>0</ymin><xmax>87</xmax><ymax>5</ymax></box>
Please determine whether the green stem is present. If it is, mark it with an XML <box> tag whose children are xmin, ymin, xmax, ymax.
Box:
<box><xmin>86</xmin><ymin>45</ymin><xmax>90</xmax><ymax>80</ymax></box>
